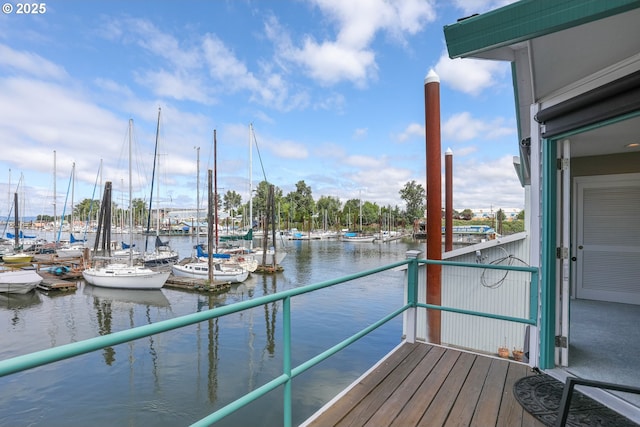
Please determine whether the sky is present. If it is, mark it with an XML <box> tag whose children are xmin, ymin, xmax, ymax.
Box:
<box><xmin>0</xmin><ymin>0</ymin><xmax>523</xmax><ymax>218</ymax></box>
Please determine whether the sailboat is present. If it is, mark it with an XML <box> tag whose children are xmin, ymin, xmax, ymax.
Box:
<box><xmin>82</xmin><ymin>119</ymin><xmax>170</xmax><ymax>290</ymax></box>
<box><xmin>0</xmin><ymin>191</ymin><xmax>42</xmax><ymax>293</ymax></box>
<box><xmin>142</xmin><ymin>108</ymin><xmax>178</xmax><ymax>268</ymax></box>
<box><xmin>172</xmin><ymin>131</ymin><xmax>249</xmax><ymax>284</ymax></box>
<box><xmin>245</xmin><ymin>124</ymin><xmax>286</xmax><ymax>266</ymax></box>
<box><xmin>55</xmin><ymin>163</ymin><xmax>89</xmax><ymax>259</ymax></box>
<box><xmin>341</xmin><ymin>190</ymin><xmax>375</xmax><ymax>243</ymax></box>
<box><xmin>3</xmin><ymin>190</ymin><xmax>35</xmax><ymax>264</ymax></box>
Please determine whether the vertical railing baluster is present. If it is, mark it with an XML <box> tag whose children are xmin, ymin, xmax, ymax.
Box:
<box><xmin>405</xmin><ymin>250</ymin><xmax>421</xmax><ymax>343</ymax></box>
<box><xmin>283</xmin><ymin>296</ymin><xmax>292</xmax><ymax>427</ymax></box>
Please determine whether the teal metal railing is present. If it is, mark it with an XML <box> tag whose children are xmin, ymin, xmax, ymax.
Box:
<box><xmin>416</xmin><ymin>259</ymin><xmax>539</xmax><ymax>326</ymax></box>
<box><xmin>0</xmin><ymin>256</ymin><xmax>539</xmax><ymax>427</ymax></box>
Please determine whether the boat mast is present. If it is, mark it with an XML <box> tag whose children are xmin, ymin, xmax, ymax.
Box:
<box><xmin>71</xmin><ymin>162</ymin><xmax>75</xmax><ymax>238</ymax></box>
<box><xmin>249</xmin><ymin>123</ymin><xmax>253</xmax><ymax>250</ymax></box>
<box><xmin>214</xmin><ymin>130</ymin><xmax>219</xmax><ymax>250</ymax></box>
<box><xmin>196</xmin><ymin>146</ymin><xmax>200</xmax><ymax>249</ymax></box>
<box><xmin>145</xmin><ymin>107</ymin><xmax>161</xmax><ymax>252</ymax></box>
<box><xmin>13</xmin><ymin>192</ymin><xmax>18</xmax><ymax>249</ymax></box>
<box><xmin>53</xmin><ymin>150</ymin><xmax>56</xmax><ymax>237</ymax></box>
<box><xmin>128</xmin><ymin>118</ymin><xmax>134</xmax><ymax>266</ymax></box>
<box><xmin>359</xmin><ymin>188</ymin><xmax>363</xmax><ymax>232</ymax></box>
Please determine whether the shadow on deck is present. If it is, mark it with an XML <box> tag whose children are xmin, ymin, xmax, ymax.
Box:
<box><xmin>302</xmin><ymin>342</ymin><xmax>545</xmax><ymax>427</ymax></box>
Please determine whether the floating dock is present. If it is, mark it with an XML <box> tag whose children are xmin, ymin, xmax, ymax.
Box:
<box><xmin>164</xmin><ymin>275</ymin><xmax>231</xmax><ymax>293</ymax></box>
<box><xmin>36</xmin><ymin>270</ymin><xmax>80</xmax><ymax>292</ymax></box>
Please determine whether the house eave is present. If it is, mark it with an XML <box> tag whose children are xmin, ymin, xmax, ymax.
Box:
<box><xmin>444</xmin><ymin>0</ymin><xmax>640</xmax><ymax>59</ymax></box>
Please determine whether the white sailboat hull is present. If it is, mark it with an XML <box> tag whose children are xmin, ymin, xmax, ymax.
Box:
<box><xmin>0</xmin><ymin>270</ymin><xmax>42</xmax><ymax>294</ymax></box>
<box><xmin>341</xmin><ymin>236</ymin><xmax>376</xmax><ymax>243</ymax></box>
<box><xmin>172</xmin><ymin>262</ymin><xmax>249</xmax><ymax>283</ymax></box>
<box><xmin>82</xmin><ymin>264</ymin><xmax>169</xmax><ymax>290</ymax></box>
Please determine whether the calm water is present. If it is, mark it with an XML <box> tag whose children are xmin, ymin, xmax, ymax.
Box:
<box><xmin>0</xmin><ymin>236</ymin><xmax>423</xmax><ymax>426</ymax></box>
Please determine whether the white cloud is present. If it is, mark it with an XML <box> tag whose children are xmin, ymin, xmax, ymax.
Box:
<box><xmin>353</xmin><ymin>128</ymin><xmax>368</xmax><ymax>139</ymax></box>
<box><xmin>343</xmin><ymin>154</ymin><xmax>385</xmax><ymax>169</ymax></box>
<box><xmin>99</xmin><ymin>17</ymin><xmax>306</xmax><ymax>111</ymax></box>
<box><xmin>451</xmin><ymin>155</ymin><xmax>523</xmax><ymax>208</ymax></box>
<box><xmin>0</xmin><ymin>43</ymin><xmax>68</xmax><ymax>80</ymax></box>
<box><xmin>261</xmin><ymin>137</ymin><xmax>309</xmax><ymax>160</ymax></box>
<box><xmin>136</xmin><ymin>69</ymin><xmax>213</xmax><ymax>104</ymax></box>
<box><xmin>452</xmin><ymin>0</ymin><xmax>518</xmax><ymax>17</ymax></box>
<box><xmin>442</xmin><ymin>112</ymin><xmax>515</xmax><ymax>142</ymax></box>
<box><xmin>346</xmin><ymin>165</ymin><xmax>413</xmax><ymax>205</ymax></box>
<box><xmin>395</xmin><ymin>122</ymin><xmax>424</xmax><ymax>142</ymax></box>
<box><xmin>267</xmin><ymin>0</ymin><xmax>436</xmax><ymax>87</ymax></box>
<box><xmin>435</xmin><ymin>52</ymin><xmax>508</xmax><ymax>96</ymax></box>
<box><xmin>296</xmin><ymin>39</ymin><xmax>377</xmax><ymax>87</ymax></box>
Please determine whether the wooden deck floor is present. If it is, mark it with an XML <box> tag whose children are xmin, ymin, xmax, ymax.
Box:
<box><xmin>303</xmin><ymin>342</ymin><xmax>546</xmax><ymax>427</ymax></box>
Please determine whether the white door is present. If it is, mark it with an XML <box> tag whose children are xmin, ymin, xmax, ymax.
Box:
<box><xmin>575</xmin><ymin>173</ymin><xmax>640</xmax><ymax>305</ymax></box>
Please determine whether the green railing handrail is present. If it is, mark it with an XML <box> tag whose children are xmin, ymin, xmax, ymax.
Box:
<box><xmin>416</xmin><ymin>258</ymin><xmax>540</xmax><ymax>325</ymax></box>
<box><xmin>0</xmin><ymin>256</ymin><xmax>539</xmax><ymax>427</ymax></box>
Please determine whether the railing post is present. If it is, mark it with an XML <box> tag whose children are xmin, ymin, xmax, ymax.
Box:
<box><xmin>283</xmin><ymin>296</ymin><xmax>292</xmax><ymax>427</ymax></box>
<box><xmin>405</xmin><ymin>250</ymin><xmax>422</xmax><ymax>343</ymax></box>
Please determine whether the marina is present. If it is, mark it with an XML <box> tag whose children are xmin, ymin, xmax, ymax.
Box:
<box><xmin>2</xmin><ymin>2</ymin><xmax>640</xmax><ymax>426</ymax></box>
<box><xmin>0</xmin><ymin>235</ymin><xmax>421</xmax><ymax>427</ymax></box>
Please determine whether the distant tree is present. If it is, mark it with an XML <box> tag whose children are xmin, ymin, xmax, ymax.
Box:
<box><xmin>73</xmin><ymin>198</ymin><xmax>101</xmax><ymax>223</ymax></box>
<box><xmin>361</xmin><ymin>201</ymin><xmax>379</xmax><ymax>226</ymax></box>
<box><xmin>342</xmin><ymin>198</ymin><xmax>361</xmax><ymax>229</ymax></box>
<box><xmin>251</xmin><ymin>180</ymin><xmax>282</xmax><ymax>225</ymax></box>
<box><xmin>223</xmin><ymin>190</ymin><xmax>242</xmax><ymax>214</ymax></box>
<box><xmin>315</xmin><ymin>195</ymin><xmax>342</xmax><ymax>228</ymax></box>
<box><xmin>459</xmin><ymin>209</ymin><xmax>474</xmax><ymax>220</ymax></box>
<box><xmin>222</xmin><ymin>190</ymin><xmax>242</xmax><ymax>229</ymax></box>
<box><xmin>496</xmin><ymin>209</ymin><xmax>506</xmax><ymax>235</ymax></box>
<box><xmin>516</xmin><ymin>210</ymin><xmax>525</xmax><ymax>220</ymax></box>
<box><xmin>399</xmin><ymin>180</ymin><xmax>425</xmax><ymax>224</ymax></box>
<box><xmin>132</xmin><ymin>198</ymin><xmax>148</xmax><ymax>227</ymax></box>
<box><xmin>285</xmin><ymin>180</ymin><xmax>314</xmax><ymax>225</ymax></box>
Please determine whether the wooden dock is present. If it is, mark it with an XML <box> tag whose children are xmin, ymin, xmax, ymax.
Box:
<box><xmin>303</xmin><ymin>342</ymin><xmax>545</xmax><ymax>427</ymax></box>
<box><xmin>37</xmin><ymin>270</ymin><xmax>81</xmax><ymax>292</ymax></box>
<box><xmin>164</xmin><ymin>275</ymin><xmax>231</xmax><ymax>293</ymax></box>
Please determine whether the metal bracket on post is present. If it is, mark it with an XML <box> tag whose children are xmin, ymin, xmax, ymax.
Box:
<box><xmin>555</xmin><ymin>335</ymin><xmax>567</xmax><ymax>348</ymax></box>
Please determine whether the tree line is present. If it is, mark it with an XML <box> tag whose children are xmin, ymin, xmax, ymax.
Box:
<box><xmin>37</xmin><ymin>179</ymin><xmax>524</xmax><ymax>233</ymax></box>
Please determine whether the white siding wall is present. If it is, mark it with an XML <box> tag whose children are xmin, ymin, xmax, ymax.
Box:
<box><xmin>405</xmin><ymin>232</ymin><xmax>531</xmax><ymax>356</ymax></box>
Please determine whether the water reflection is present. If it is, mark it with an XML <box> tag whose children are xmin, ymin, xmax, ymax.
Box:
<box><xmin>0</xmin><ymin>292</ymin><xmax>41</xmax><ymax>326</ymax></box>
<box><xmin>0</xmin><ymin>238</ymin><xmax>418</xmax><ymax>426</ymax></box>
<box><xmin>195</xmin><ymin>294</ymin><xmax>220</xmax><ymax>403</ymax></box>
<box><xmin>0</xmin><ymin>291</ymin><xmax>41</xmax><ymax>310</ymax></box>
<box><xmin>83</xmin><ymin>286</ymin><xmax>171</xmax><ymax>366</ymax></box>
<box><xmin>83</xmin><ymin>286</ymin><xmax>171</xmax><ymax>308</ymax></box>
<box><xmin>262</xmin><ymin>274</ymin><xmax>278</xmax><ymax>356</ymax></box>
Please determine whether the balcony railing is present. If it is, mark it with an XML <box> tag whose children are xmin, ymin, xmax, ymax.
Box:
<box><xmin>0</xmin><ymin>253</ymin><xmax>539</xmax><ymax>427</ymax></box>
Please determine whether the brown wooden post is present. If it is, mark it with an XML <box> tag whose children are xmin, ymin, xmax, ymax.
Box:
<box><xmin>424</xmin><ymin>69</ymin><xmax>442</xmax><ymax>344</ymax></box>
<box><xmin>445</xmin><ymin>148</ymin><xmax>453</xmax><ymax>252</ymax></box>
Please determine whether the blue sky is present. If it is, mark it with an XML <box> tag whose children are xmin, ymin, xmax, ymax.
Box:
<box><xmin>0</xmin><ymin>0</ymin><xmax>522</xmax><ymax>218</ymax></box>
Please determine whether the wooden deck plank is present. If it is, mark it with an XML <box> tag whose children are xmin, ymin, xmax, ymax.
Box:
<box><xmin>444</xmin><ymin>354</ymin><xmax>493</xmax><ymax>426</ymax></box>
<box><xmin>496</xmin><ymin>361</ymin><xmax>530</xmax><ymax>427</ymax></box>
<box><xmin>388</xmin><ymin>347</ymin><xmax>462</xmax><ymax>427</ymax></box>
<box><xmin>336</xmin><ymin>343</ymin><xmax>432</xmax><ymax>427</ymax></box>
<box><xmin>470</xmin><ymin>358</ymin><xmax>510</xmax><ymax>426</ymax></box>
<box><xmin>362</xmin><ymin>345</ymin><xmax>447</xmax><ymax>426</ymax></box>
<box><xmin>416</xmin><ymin>351</ymin><xmax>477</xmax><ymax>426</ymax></box>
<box><xmin>303</xmin><ymin>343</ymin><xmax>547</xmax><ymax>427</ymax></box>
<box><xmin>304</xmin><ymin>343</ymin><xmax>419</xmax><ymax>427</ymax></box>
